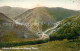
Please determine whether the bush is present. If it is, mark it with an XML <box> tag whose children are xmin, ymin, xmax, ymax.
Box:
<box><xmin>0</xmin><ymin>39</ymin><xmax>49</xmax><ymax>47</ymax></box>
<box><xmin>50</xmin><ymin>25</ymin><xmax>80</xmax><ymax>41</ymax></box>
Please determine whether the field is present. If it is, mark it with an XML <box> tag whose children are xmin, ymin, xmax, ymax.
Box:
<box><xmin>0</xmin><ymin>38</ymin><xmax>80</xmax><ymax>51</ymax></box>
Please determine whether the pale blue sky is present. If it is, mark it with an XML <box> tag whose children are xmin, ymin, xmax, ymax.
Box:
<box><xmin>0</xmin><ymin>0</ymin><xmax>80</xmax><ymax>10</ymax></box>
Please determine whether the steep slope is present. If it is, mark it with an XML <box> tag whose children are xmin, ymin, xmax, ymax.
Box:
<box><xmin>0</xmin><ymin>13</ymin><xmax>15</xmax><ymax>25</ymax></box>
<box><xmin>50</xmin><ymin>15</ymin><xmax>80</xmax><ymax>40</ymax></box>
<box><xmin>47</xmin><ymin>7</ymin><xmax>80</xmax><ymax>21</ymax></box>
<box><xmin>15</xmin><ymin>7</ymin><xmax>55</xmax><ymax>32</ymax></box>
<box><xmin>0</xmin><ymin>6</ymin><xmax>27</xmax><ymax>19</ymax></box>
<box><xmin>14</xmin><ymin>7</ymin><xmax>80</xmax><ymax>33</ymax></box>
<box><xmin>0</xmin><ymin>13</ymin><xmax>38</xmax><ymax>42</ymax></box>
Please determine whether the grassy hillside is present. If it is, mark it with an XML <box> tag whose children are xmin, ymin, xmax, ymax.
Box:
<box><xmin>1</xmin><ymin>14</ymin><xmax>80</xmax><ymax>50</ymax></box>
<box><xmin>14</xmin><ymin>7</ymin><xmax>80</xmax><ymax>32</ymax></box>
<box><xmin>0</xmin><ymin>6</ymin><xmax>27</xmax><ymax>19</ymax></box>
<box><xmin>1</xmin><ymin>38</ymin><xmax>80</xmax><ymax>51</ymax></box>
<box><xmin>50</xmin><ymin>15</ymin><xmax>80</xmax><ymax>40</ymax></box>
<box><xmin>0</xmin><ymin>13</ymin><xmax>38</xmax><ymax>42</ymax></box>
<box><xmin>47</xmin><ymin>7</ymin><xmax>80</xmax><ymax>21</ymax></box>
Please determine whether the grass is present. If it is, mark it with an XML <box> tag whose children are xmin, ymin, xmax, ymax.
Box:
<box><xmin>0</xmin><ymin>39</ymin><xmax>80</xmax><ymax>51</ymax></box>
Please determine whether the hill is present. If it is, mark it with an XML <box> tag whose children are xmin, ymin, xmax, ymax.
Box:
<box><xmin>14</xmin><ymin>7</ymin><xmax>80</xmax><ymax>33</ymax></box>
<box><xmin>14</xmin><ymin>7</ymin><xmax>55</xmax><ymax>32</ymax></box>
<box><xmin>47</xmin><ymin>7</ymin><xmax>80</xmax><ymax>21</ymax></box>
<box><xmin>50</xmin><ymin>15</ymin><xmax>80</xmax><ymax>40</ymax></box>
<box><xmin>0</xmin><ymin>6</ymin><xmax>27</xmax><ymax>19</ymax></box>
<box><xmin>0</xmin><ymin>13</ymin><xmax>38</xmax><ymax>42</ymax></box>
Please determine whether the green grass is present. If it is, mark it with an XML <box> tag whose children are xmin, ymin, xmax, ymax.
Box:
<box><xmin>0</xmin><ymin>39</ymin><xmax>80</xmax><ymax>51</ymax></box>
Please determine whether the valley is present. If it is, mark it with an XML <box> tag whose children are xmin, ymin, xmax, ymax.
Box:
<box><xmin>0</xmin><ymin>6</ymin><xmax>80</xmax><ymax>51</ymax></box>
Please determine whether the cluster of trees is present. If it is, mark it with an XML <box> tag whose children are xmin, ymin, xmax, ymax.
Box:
<box><xmin>50</xmin><ymin>15</ymin><xmax>80</xmax><ymax>41</ymax></box>
<box><xmin>50</xmin><ymin>26</ymin><xmax>80</xmax><ymax>41</ymax></box>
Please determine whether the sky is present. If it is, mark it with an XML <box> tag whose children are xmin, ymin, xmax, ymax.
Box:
<box><xmin>0</xmin><ymin>0</ymin><xmax>80</xmax><ymax>10</ymax></box>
